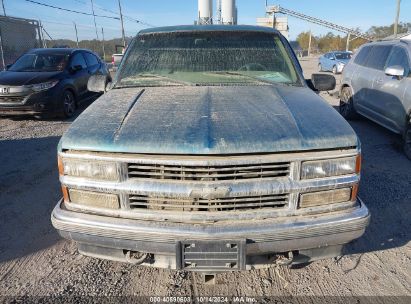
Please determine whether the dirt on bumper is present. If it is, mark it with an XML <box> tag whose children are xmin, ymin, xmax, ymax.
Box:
<box><xmin>51</xmin><ymin>199</ymin><xmax>370</xmax><ymax>272</ymax></box>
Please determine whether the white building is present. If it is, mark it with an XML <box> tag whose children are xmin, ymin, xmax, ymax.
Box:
<box><xmin>256</xmin><ymin>16</ymin><xmax>289</xmax><ymax>40</ymax></box>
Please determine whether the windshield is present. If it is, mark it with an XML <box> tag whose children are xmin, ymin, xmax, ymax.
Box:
<box><xmin>116</xmin><ymin>31</ymin><xmax>300</xmax><ymax>87</ymax></box>
<box><xmin>335</xmin><ymin>52</ymin><xmax>352</xmax><ymax>60</ymax></box>
<box><xmin>9</xmin><ymin>53</ymin><xmax>69</xmax><ymax>72</ymax></box>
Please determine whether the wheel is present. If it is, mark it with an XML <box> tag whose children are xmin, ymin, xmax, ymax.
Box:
<box><xmin>318</xmin><ymin>63</ymin><xmax>323</xmax><ymax>72</ymax></box>
<box><xmin>332</xmin><ymin>65</ymin><xmax>338</xmax><ymax>74</ymax></box>
<box><xmin>339</xmin><ymin>87</ymin><xmax>358</xmax><ymax>120</ymax></box>
<box><xmin>62</xmin><ymin>90</ymin><xmax>76</xmax><ymax>118</ymax></box>
<box><xmin>404</xmin><ymin>123</ymin><xmax>411</xmax><ymax>160</ymax></box>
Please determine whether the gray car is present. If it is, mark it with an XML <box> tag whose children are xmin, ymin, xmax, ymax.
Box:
<box><xmin>340</xmin><ymin>39</ymin><xmax>411</xmax><ymax>159</ymax></box>
<box><xmin>319</xmin><ymin>51</ymin><xmax>352</xmax><ymax>74</ymax></box>
<box><xmin>51</xmin><ymin>25</ymin><xmax>369</xmax><ymax>274</ymax></box>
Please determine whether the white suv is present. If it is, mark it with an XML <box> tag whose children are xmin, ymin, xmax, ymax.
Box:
<box><xmin>340</xmin><ymin>39</ymin><xmax>411</xmax><ymax>159</ymax></box>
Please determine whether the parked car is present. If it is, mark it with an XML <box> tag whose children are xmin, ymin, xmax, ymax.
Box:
<box><xmin>289</xmin><ymin>40</ymin><xmax>304</xmax><ymax>58</ymax></box>
<box><xmin>51</xmin><ymin>25</ymin><xmax>370</xmax><ymax>273</ymax></box>
<box><xmin>0</xmin><ymin>48</ymin><xmax>110</xmax><ymax>118</ymax></box>
<box><xmin>340</xmin><ymin>39</ymin><xmax>411</xmax><ymax>159</ymax></box>
<box><xmin>111</xmin><ymin>44</ymin><xmax>126</xmax><ymax>71</ymax></box>
<box><xmin>111</xmin><ymin>53</ymin><xmax>123</xmax><ymax>71</ymax></box>
<box><xmin>319</xmin><ymin>51</ymin><xmax>352</xmax><ymax>74</ymax></box>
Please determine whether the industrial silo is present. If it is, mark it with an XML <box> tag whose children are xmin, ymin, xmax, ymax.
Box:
<box><xmin>198</xmin><ymin>0</ymin><xmax>213</xmax><ymax>25</ymax></box>
<box><xmin>221</xmin><ymin>0</ymin><xmax>236</xmax><ymax>25</ymax></box>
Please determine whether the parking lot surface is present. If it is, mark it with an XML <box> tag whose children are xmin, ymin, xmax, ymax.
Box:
<box><xmin>0</xmin><ymin>57</ymin><xmax>410</xmax><ymax>299</ymax></box>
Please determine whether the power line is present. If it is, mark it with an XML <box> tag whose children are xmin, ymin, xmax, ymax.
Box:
<box><xmin>72</xmin><ymin>0</ymin><xmax>155</xmax><ymax>27</ymax></box>
<box><xmin>41</xmin><ymin>19</ymin><xmax>133</xmax><ymax>32</ymax></box>
<box><xmin>23</xmin><ymin>0</ymin><xmax>120</xmax><ymax>20</ymax></box>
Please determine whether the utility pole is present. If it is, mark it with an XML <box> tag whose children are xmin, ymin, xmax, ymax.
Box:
<box><xmin>101</xmin><ymin>27</ymin><xmax>106</xmax><ymax>61</ymax></box>
<box><xmin>308</xmin><ymin>30</ymin><xmax>312</xmax><ymax>57</ymax></box>
<box><xmin>118</xmin><ymin>0</ymin><xmax>126</xmax><ymax>48</ymax></box>
<box><xmin>40</xmin><ymin>24</ymin><xmax>53</xmax><ymax>48</ymax></box>
<box><xmin>90</xmin><ymin>0</ymin><xmax>99</xmax><ymax>40</ymax></box>
<box><xmin>394</xmin><ymin>0</ymin><xmax>401</xmax><ymax>38</ymax></box>
<box><xmin>1</xmin><ymin>0</ymin><xmax>5</xmax><ymax>16</ymax></box>
<box><xmin>73</xmin><ymin>22</ymin><xmax>79</xmax><ymax>47</ymax></box>
<box><xmin>37</xmin><ymin>20</ymin><xmax>44</xmax><ymax>48</ymax></box>
<box><xmin>346</xmin><ymin>32</ymin><xmax>351</xmax><ymax>52</ymax></box>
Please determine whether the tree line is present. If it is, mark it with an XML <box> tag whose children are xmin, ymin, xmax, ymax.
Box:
<box><xmin>296</xmin><ymin>22</ymin><xmax>411</xmax><ymax>53</ymax></box>
<box><xmin>44</xmin><ymin>37</ymin><xmax>133</xmax><ymax>62</ymax></box>
<box><xmin>44</xmin><ymin>22</ymin><xmax>410</xmax><ymax>60</ymax></box>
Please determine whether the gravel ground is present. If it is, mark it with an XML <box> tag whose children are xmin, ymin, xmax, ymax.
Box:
<box><xmin>0</xmin><ymin>57</ymin><xmax>410</xmax><ymax>302</ymax></box>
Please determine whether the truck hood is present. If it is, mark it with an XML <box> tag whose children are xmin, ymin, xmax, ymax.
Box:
<box><xmin>60</xmin><ymin>85</ymin><xmax>358</xmax><ymax>154</ymax></box>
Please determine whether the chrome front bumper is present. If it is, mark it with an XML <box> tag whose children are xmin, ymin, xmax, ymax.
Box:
<box><xmin>52</xmin><ymin>198</ymin><xmax>370</xmax><ymax>271</ymax></box>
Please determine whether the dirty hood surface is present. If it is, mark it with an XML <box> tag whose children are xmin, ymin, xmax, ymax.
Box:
<box><xmin>61</xmin><ymin>85</ymin><xmax>358</xmax><ymax>154</ymax></box>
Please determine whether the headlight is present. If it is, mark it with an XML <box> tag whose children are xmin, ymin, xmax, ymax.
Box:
<box><xmin>28</xmin><ymin>80</ymin><xmax>59</xmax><ymax>92</ymax></box>
<box><xmin>301</xmin><ymin>155</ymin><xmax>360</xmax><ymax>179</ymax></box>
<box><xmin>60</xmin><ymin>157</ymin><xmax>120</xmax><ymax>181</ymax></box>
<box><xmin>68</xmin><ymin>189</ymin><xmax>120</xmax><ymax>209</ymax></box>
<box><xmin>299</xmin><ymin>187</ymin><xmax>353</xmax><ymax>208</ymax></box>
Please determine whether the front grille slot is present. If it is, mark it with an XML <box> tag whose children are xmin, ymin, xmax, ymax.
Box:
<box><xmin>129</xmin><ymin>193</ymin><xmax>289</xmax><ymax>212</ymax></box>
<box><xmin>128</xmin><ymin>162</ymin><xmax>291</xmax><ymax>181</ymax></box>
<box><xmin>0</xmin><ymin>96</ymin><xmax>25</xmax><ymax>103</ymax></box>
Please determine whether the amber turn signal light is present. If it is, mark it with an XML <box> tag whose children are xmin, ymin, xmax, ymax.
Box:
<box><xmin>351</xmin><ymin>184</ymin><xmax>359</xmax><ymax>202</ymax></box>
<box><xmin>58</xmin><ymin>155</ymin><xmax>70</xmax><ymax>202</ymax></box>
<box><xmin>356</xmin><ymin>154</ymin><xmax>362</xmax><ymax>174</ymax></box>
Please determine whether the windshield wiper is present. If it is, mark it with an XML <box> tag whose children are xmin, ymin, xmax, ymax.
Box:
<box><xmin>115</xmin><ymin>73</ymin><xmax>193</xmax><ymax>88</ymax></box>
<box><xmin>209</xmin><ymin>71</ymin><xmax>274</xmax><ymax>85</ymax></box>
<box><xmin>210</xmin><ymin>71</ymin><xmax>298</xmax><ymax>87</ymax></box>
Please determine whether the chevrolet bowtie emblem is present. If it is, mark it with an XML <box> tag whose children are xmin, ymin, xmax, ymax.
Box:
<box><xmin>189</xmin><ymin>186</ymin><xmax>232</xmax><ymax>199</ymax></box>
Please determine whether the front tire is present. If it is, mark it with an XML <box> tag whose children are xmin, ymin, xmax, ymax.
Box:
<box><xmin>332</xmin><ymin>65</ymin><xmax>338</xmax><ymax>74</ymax></box>
<box><xmin>62</xmin><ymin>90</ymin><xmax>76</xmax><ymax>118</ymax></box>
<box><xmin>404</xmin><ymin>122</ymin><xmax>411</xmax><ymax>160</ymax></box>
<box><xmin>339</xmin><ymin>87</ymin><xmax>357</xmax><ymax>120</ymax></box>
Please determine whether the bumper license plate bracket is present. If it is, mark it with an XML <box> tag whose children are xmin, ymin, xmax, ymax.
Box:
<box><xmin>177</xmin><ymin>239</ymin><xmax>246</xmax><ymax>271</ymax></box>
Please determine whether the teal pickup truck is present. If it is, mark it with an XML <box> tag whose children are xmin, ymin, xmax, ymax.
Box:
<box><xmin>52</xmin><ymin>25</ymin><xmax>370</xmax><ymax>274</ymax></box>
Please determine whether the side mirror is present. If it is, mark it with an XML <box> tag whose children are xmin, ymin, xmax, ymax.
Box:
<box><xmin>87</xmin><ymin>74</ymin><xmax>110</xmax><ymax>93</ymax></box>
<box><xmin>69</xmin><ymin>65</ymin><xmax>83</xmax><ymax>73</ymax></box>
<box><xmin>385</xmin><ymin>65</ymin><xmax>404</xmax><ymax>78</ymax></box>
<box><xmin>5</xmin><ymin>64</ymin><xmax>12</xmax><ymax>70</ymax></box>
<box><xmin>309</xmin><ymin>74</ymin><xmax>336</xmax><ymax>91</ymax></box>
<box><xmin>330</xmin><ymin>57</ymin><xmax>335</xmax><ymax>60</ymax></box>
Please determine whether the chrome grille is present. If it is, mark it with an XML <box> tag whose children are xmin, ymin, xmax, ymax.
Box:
<box><xmin>0</xmin><ymin>96</ymin><xmax>25</xmax><ymax>103</ymax></box>
<box><xmin>128</xmin><ymin>193</ymin><xmax>289</xmax><ymax>212</ymax></box>
<box><xmin>127</xmin><ymin>162</ymin><xmax>291</xmax><ymax>181</ymax></box>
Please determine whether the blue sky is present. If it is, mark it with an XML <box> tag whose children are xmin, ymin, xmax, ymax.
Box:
<box><xmin>5</xmin><ymin>0</ymin><xmax>411</xmax><ymax>40</ymax></box>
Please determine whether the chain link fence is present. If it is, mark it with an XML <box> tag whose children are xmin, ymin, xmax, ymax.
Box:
<box><xmin>0</xmin><ymin>14</ymin><xmax>139</xmax><ymax>68</ymax></box>
<box><xmin>39</xmin><ymin>20</ymin><xmax>135</xmax><ymax>63</ymax></box>
<box><xmin>0</xmin><ymin>15</ymin><xmax>43</xmax><ymax>70</ymax></box>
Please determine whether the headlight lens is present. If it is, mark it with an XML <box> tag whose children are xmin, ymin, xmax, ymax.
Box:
<box><xmin>28</xmin><ymin>80</ymin><xmax>59</xmax><ymax>92</ymax></box>
<box><xmin>299</xmin><ymin>188</ymin><xmax>352</xmax><ymax>208</ymax></box>
<box><xmin>61</xmin><ymin>158</ymin><xmax>120</xmax><ymax>181</ymax></box>
<box><xmin>68</xmin><ymin>189</ymin><xmax>120</xmax><ymax>209</ymax></box>
<box><xmin>301</xmin><ymin>156</ymin><xmax>359</xmax><ymax>179</ymax></box>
